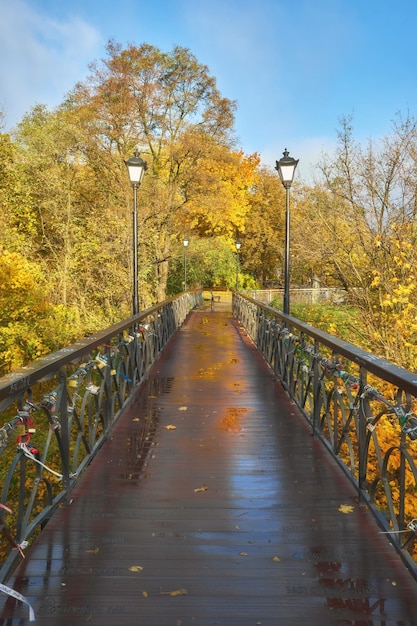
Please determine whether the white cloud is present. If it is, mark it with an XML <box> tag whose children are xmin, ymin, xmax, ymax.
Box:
<box><xmin>0</xmin><ymin>0</ymin><xmax>101</xmax><ymax>129</ymax></box>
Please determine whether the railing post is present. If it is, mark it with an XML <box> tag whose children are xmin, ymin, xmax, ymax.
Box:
<box><xmin>357</xmin><ymin>367</ymin><xmax>368</xmax><ymax>501</ymax></box>
<box><xmin>103</xmin><ymin>346</ymin><xmax>113</xmax><ymax>431</ymax></box>
<box><xmin>312</xmin><ymin>338</ymin><xmax>321</xmax><ymax>435</ymax></box>
<box><xmin>58</xmin><ymin>368</ymin><xmax>71</xmax><ymax>499</ymax></box>
<box><xmin>399</xmin><ymin>429</ymin><xmax>406</xmax><ymax>530</ymax></box>
<box><xmin>16</xmin><ymin>451</ymin><xmax>27</xmax><ymax>543</ymax></box>
<box><xmin>331</xmin><ymin>354</ymin><xmax>339</xmax><ymax>454</ymax></box>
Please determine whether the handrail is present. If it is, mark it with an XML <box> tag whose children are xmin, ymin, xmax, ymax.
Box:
<box><xmin>232</xmin><ymin>291</ymin><xmax>417</xmax><ymax>578</ymax></box>
<box><xmin>0</xmin><ymin>290</ymin><xmax>202</xmax><ymax>582</ymax></box>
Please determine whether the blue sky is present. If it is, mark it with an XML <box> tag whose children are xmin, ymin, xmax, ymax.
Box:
<box><xmin>1</xmin><ymin>0</ymin><xmax>417</xmax><ymax>182</ymax></box>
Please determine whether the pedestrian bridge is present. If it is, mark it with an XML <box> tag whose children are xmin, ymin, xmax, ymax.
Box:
<box><xmin>1</xmin><ymin>290</ymin><xmax>417</xmax><ymax>624</ymax></box>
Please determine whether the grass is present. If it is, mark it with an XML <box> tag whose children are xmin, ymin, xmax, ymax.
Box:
<box><xmin>270</xmin><ymin>299</ymin><xmax>365</xmax><ymax>346</ymax></box>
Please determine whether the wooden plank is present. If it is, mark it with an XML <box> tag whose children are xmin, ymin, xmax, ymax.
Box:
<box><xmin>1</xmin><ymin>304</ymin><xmax>417</xmax><ymax>624</ymax></box>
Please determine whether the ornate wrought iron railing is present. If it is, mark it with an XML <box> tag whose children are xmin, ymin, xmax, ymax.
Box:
<box><xmin>0</xmin><ymin>291</ymin><xmax>202</xmax><ymax>582</ymax></box>
<box><xmin>232</xmin><ymin>291</ymin><xmax>417</xmax><ymax>577</ymax></box>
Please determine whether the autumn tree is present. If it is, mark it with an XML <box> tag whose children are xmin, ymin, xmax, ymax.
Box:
<box><xmin>11</xmin><ymin>105</ymin><xmax>122</xmax><ymax>326</ymax></box>
<box><xmin>307</xmin><ymin>113</ymin><xmax>417</xmax><ymax>367</ymax></box>
<box><xmin>68</xmin><ymin>41</ymin><xmax>244</xmax><ymax>302</ymax></box>
<box><xmin>0</xmin><ymin>250</ymin><xmax>85</xmax><ymax>374</ymax></box>
<box><xmin>177</xmin><ymin>144</ymin><xmax>259</xmax><ymax>237</ymax></box>
<box><xmin>0</xmin><ymin>122</ymin><xmax>37</xmax><ymax>255</ymax></box>
<box><xmin>240</xmin><ymin>166</ymin><xmax>286</xmax><ymax>285</ymax></box>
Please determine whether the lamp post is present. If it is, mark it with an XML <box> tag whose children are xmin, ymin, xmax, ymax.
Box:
<box><xmin>235</xmin><ymin>239</ymin><xmax>241</xmax><ymax>290</ymax></box>
<box><xmin>124</xmin><ymin>151</ymin><xmax>148</xmax><ymax>316</ymax></box>
<box><xmin>275</xmin><ymin>149</ymin><xmax>298</xmax><ymax>315</ymax></box>
<box><xmin>183</xmin><ymin>236</ymin><xmax>189</xmax><ymax>291</ymax></box>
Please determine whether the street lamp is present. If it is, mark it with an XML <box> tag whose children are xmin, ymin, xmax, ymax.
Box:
<box><xmin>183</xmin><ymin>236</ymin><xmax>189</xmax><ymax>291</ymax></box>
<box><xmin>235</xmin><ymin>239</ymin><xmax>242</xmax><ymax>290</ymax></box>
<box><xmin>275</xmin><ymin>149</ymin><xmax>298</xmax><ymax>315</ymax></box>
<box><xmin>124</xmin><ymin>151</ymin><xmax>148</xmax><ymax>316</ymax></box>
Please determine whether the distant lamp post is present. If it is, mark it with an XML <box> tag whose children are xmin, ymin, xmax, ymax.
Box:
<box><xmin>275</xmin><ymin>149</ymin><xmax>298</xmax><ymax>315</ymax></box>
<box><xmin>124</xmin><ymin>151</ymin><xmax>148</xmax><ymax>316</ymax></box>
<box><xmin>235</xmin><ymin>239</ymin><xmax>242</xmax><ymax>290</ymax></box>
<box><xmin>183</xmin><ymin>236</ymin><xmax>189</xmax><ymax>291</ymax></box>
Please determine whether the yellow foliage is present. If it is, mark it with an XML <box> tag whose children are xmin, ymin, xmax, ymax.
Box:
<box><xmin>366</xmin><ymin>221</ymin><xmax>417</xmax><ymax>370</ymax></box>
<box><xmin>177</xmin><ymin>148</ymin><xmax>260</xmax><ymax>238</ymax></box>
<box><xmin>370</xmin><ymin>271</ymin><xmax>381</xmax><ymax>287</ymax></box>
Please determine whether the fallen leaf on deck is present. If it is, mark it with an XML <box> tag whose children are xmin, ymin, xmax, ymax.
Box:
<box><xmin>142</xmin><ymin>591</ymin><xmax>148</xmax><ymax>597</ymax></box>
<box><xmin>178</xmin><ymin>406</ymin><xmax>188</xmax><ymax>411</ymax></box>
<box><xmin>338</xmin><ymin>504</ymin><xmax>354</xmax><ymax>514</ymax></box>
<box><xmin>129</xmin><ymin>565</ymin><xmax>144</xmax><ymax>572</ymax></box>
<box><xmin>273</xmin><ymin>556</ymin><xmax>281</xmax><ymax>562</ymax></box>
<box><xmin>161</xmin><ymin>588</ymin><xmax>188</xmax><ymax>596</ymax></box>
<box><xmin>165</xmin><ymin>424</ymin><xmax>177</xmax><ymax>430</ymax></box>
<box><xmin>239</xmin><ymin>552</ymin><xmax>248</xmax><ymax>556</ymax></box>
<box><xmin>194</xmin><ymin>485</ymin><xmax>208</xmax><ymax>492</ymax></box>
<box><xmin>85</xmin><ymin>547</ymin><xmax>99</xmax><ymax>554</ymax></box>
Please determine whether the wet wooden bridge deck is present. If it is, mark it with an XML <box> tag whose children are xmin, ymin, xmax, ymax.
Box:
<box><xmin>2</xmin><ymin>299</ymin><xmax>417</xmax><ymax>625</ymax></box>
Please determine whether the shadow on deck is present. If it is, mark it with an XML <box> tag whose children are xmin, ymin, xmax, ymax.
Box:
<box><xmin>2</xmin><ymin>299</ymin><xmax>417</xmax><ymax>625</ymax></box>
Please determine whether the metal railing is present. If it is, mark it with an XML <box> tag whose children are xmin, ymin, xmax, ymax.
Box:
<box><xmin>0</xmin><ymin>290</ymin><xmax>202</xmax><ymax>582</ymax></box>
<box><xmin>232</xmin><ymin>291</ymin><xmax>417</xmax><ymax>578</ymax></box>
<box><xmin>242</xmin><ymin>287</ymin><xmax>348</xmax><ymax>306</ymax></box>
